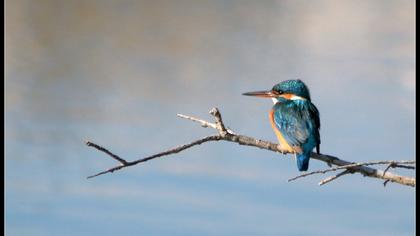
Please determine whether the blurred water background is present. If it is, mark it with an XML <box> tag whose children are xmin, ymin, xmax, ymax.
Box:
<box><xmin>6</xmin><ymin>0</ymin><xmax>415</xmax><ymax>235</ymax></box>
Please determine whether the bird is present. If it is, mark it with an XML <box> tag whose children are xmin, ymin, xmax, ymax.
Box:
<box><xmin>242</xmin><ymin>79</ymin><xmax>320</xmax><ymax>171</ymax></box>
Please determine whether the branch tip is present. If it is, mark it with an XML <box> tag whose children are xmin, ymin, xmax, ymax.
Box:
<box><xmin>209</xmin><ymin>107</ymin><xmax>219</xmax><ymax>116</ymax></box>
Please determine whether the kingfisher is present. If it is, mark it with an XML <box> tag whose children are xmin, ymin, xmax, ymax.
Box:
<box><xmin>243</xmin><ymin>79</ymin><xmax>320</xmax><ymax>171</ymax></box>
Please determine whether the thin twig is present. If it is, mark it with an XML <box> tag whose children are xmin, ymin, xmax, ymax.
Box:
<box><xmin>318</xmin><ymin>170</ymin><xmax>352</xmax><ymax>186</ymax></box>
<box><xmin>288</xmin><ymin>160</ymin><xmax>415</xmax><ymax>182</ymax></box>
<box><xmin>177</xmin><ymin>113</ymin><xmax>235</xmax><ymax>134</ymax></box>
<box><xmin>176</xmin><ymin>114</ymin><xmax>217</xmax><ymax>129</ymax></box>
<box><xmin>391</xmin><ymin>164</ymin><xmax>415</xmax><ymax>169</ymax></box>
<box><xmin>86</xmin><ymin>141</ymin><xmax>128</xmax><ymax>164</ymax></box>
<box><xmin>382</xmin><ymin>163</ymin><xmax>395</xmax><ymax>177</ymax></box>
<box><xmin>209</xmin><ymin>108</ymin><xmax>228</xmax><ymax>134</ymax></box>
<box><xmin>129</xmin><ymin>135</ymin><xmax>222</xmax><ymax>166</ymax></box>
<box><xmin>382</xmin><ymin>162</ymin><xmax>416</xmax><ymax>177</ymax></box>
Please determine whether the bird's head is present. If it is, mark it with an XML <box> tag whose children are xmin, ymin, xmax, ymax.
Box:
<box><xmin>242</xmin><ymin>79</ymin><xmax>311</xmax><ymax>103</ymax></box>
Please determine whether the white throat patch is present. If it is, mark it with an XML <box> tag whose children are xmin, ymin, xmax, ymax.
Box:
<box><xmin>290</xmin><ymin>95</ymin><xmax>306</xmax><ymax>100</ymax></box>
<box><xmin>272</xmin><ymin>95</ymin><xmax>306</xmax><ymax>104</ymax></box>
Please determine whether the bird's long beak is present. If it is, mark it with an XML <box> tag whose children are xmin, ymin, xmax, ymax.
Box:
<box><xmin>242</xmin><ymin>90</ymin><xmax>277</xmax><ymax>98</ymax></box>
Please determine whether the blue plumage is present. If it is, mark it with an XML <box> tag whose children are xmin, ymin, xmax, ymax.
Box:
<box><xmin>243</xmin><ymin>79</ymin><xmax>321</xmax><ymax>171</ymax></box>
<box><xmin>271</xmin><ymin>80</ymin><xmax>320</xmax><ymax>171</ymax></box>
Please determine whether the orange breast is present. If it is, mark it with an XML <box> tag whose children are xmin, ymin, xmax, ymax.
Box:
<box><xmin>269</xmin><ymin>109</ymin><xmax>301</xmax><ymax>153</ymax></box>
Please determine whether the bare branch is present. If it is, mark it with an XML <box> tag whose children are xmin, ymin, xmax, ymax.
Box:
<box><xmin>288</xmin><ymin>160</ymin><xmax>415</xmax><ymax>183</ymax></box>
<box><xmin>177</xmin><ymin>114</ymin><xmax>216</xmax><ymax>129</ymax></box>
<box><xmin>87</xmin><ymin>164</ymin><xmax>126</xmax><ymax>179</ymax></box>
<box><xmin>177</xmin><ymin>113</ymin><xmax>235</xmax><ymax>134</ymax></box>
<box><xmin>318</xmin><ymin>170</ymin><xmax>352</xmax><ymax>186</ymax></box>
<box><xmin>382</xmin><ymin>162</ymin><xmax>415</xmax><ymax>177</ymax></box>
<box><xmin>87</xmin><ymin>135</ymin><xmax>222</xmax><ymax>179</ymax></box>
<box><xmin>382</xmin><ymin>163</ymin><xmax>395</xmax><ymax>177</ymax></box>
<box><xmin>86</xmin><ymin>107</ymin><xmax>415</xmax><ymax>187</ymax></box>
<box><xmin>86</xmin><ymin>141</ymin><xmax>128</xmax><ymax>165</ymax></box>
<box><xmin>209</xmin><ymin>108</ymin><xmax>228</xmax><ymax>134</ymax></box>
<box><xmin>129</xmin><ymin>135</ymin><xmax>222</xmax><ymax>166</ymax></box>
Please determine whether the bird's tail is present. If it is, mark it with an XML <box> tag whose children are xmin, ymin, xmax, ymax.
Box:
<box><xmin>296</xmin><ymin>153</ymin><xmax>310</xmax><ymax>171</ymax></box>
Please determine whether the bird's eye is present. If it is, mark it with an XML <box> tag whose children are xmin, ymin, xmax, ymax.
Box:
<box><xmin>272</xmin><ymin>90</ymin><xmax>282</xmax><ymax>95</ymax></box>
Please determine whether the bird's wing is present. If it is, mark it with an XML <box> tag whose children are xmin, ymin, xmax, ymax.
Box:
<box><xmin>310</xmin><ymin>102</ymin><xmax>321</xmax><ymax>153</ymax></box>
<box><xmin>272</xmin><ymin>102</ymin><xmax>312</xmax><ymax>147</ymax></box>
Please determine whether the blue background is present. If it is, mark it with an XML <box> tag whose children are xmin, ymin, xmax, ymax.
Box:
<box><xmin>6</xmin><ymin>0</ymin><xmax>415</xmax><ymax>235</ymax></box>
